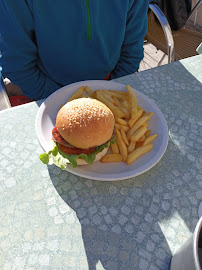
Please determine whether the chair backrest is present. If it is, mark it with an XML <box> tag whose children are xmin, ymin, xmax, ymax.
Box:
<box><xmin>147</xmin><ymin>3</ymin><xmax>175</xmax><ymax>63</ymax></box>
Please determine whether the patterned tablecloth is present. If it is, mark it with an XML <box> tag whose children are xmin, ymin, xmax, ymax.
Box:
<box><xmin>0</xmin><ymin>55</ymin><xmax>202</xmax><ymax>270</ymax></box>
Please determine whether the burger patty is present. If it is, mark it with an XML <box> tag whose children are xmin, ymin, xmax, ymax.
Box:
<box><xmin>52</xmin><ymin>126</ymin><xmax>96</xmax><ymax>155</ymax></box>
<box><xmin>57</xmin><ymin>143</ymin><xmax>96</xmax><ymax>155</ymax></box>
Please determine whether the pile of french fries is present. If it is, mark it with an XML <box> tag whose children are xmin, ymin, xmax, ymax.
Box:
<box><xmin>66</xmin><ymin>85</ymin><xmax>158</xmax><ymax>165</ymax></box>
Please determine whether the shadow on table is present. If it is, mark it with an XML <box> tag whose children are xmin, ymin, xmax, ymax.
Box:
<box><xmin>45</xmin><ymin>144</ymin><xmax>177</xmax><ymax>270</ymax></box>
<box><xmin>47</xmin><ymin>131</ymin><xmax>201</xmax><ymax>269</ymax></box>
<box><xmin>48</xmin><ymin>166</ymin><xmax>171</xmax><ymax>269</ymax></box>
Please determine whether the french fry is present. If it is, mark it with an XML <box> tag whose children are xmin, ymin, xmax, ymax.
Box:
<box><xmin>100</xmin><ymin>154</ymin><xmax>123</xmax><ymax>163</ymax></box>
<box><xmin>138</xmin><ymin>134</ymin><xmax>145</xmax><ymax>142</ymax></box>
<box><xmin>131</xmin><ymin>95</ymin><xmax>137</xmax><ymax>119</ymax></box>
<box><xmin>130</xmin><ymin>126</ymin><xmax>147</xmax><ymax>143</ymax></box>
<box><xmin>85</xmin><ymin>86</ymin><xmax>94</xmax><ymax>95</ymax></box>
<box><xmin>120</xmin><ymin>129</ymin><xmax>129</xmax><ymax>146</ymax></box>
<box><xmin>127</xmin><ymin>97</ymin><xmax>132</xmax><ymax>116</ymax></box>
<box><xmin>142</xmin><ymin>134</ymin><xmax>158</xmax><ymax>146</ymax></box>
<box><xmin>68</xmin><ymin>86</ymin><xmax>85</xmax><ymax>102</ymax></box>
<box><xmin>142</xmin><ymin>122</ymin><xmax>149</xmax><ymax>127</ymax></box>
<box><xmin>127</xmin><ymin>112</ymin><xmax>154</xmax><ymax>139</ymax></box>
<box><xmin>115</xmin><ymin>123</ymin><xmax>129</xmax><ymax>132</ymax></box>
<box><xmin>126</xmin><ymin>84</ymin><xmax>135</xmax><ymax>96</ymax></box>
<box><xmin>113</xmin><ymin>97</ymin><xmax>130</xmax><ymax>118</ymax></box>
<box><xmin>127</xmin><ymin>144</ymin><xmax>153</xmax><ymax>165</ymax></box>
<box><xmin>110</xmin><ymin>141</ymin><xmax>119</xmax><ymax>154</ymax></box>
<box><xmin>116</xmin><ymin>128</ymin><xmax>128</xmax><ymax>161</ymax></box>
<box><xmin>102</xmin><ymin>90</ymin><xmax>115</xmax><ymax>103</ymax></box>
<box><xmin>108</xmin><ymin>90</ymin><xmax>127</xmax><ymax>97</ymax></box>
<box><xmin>108</xmin><ymin>92</ymin><xmax>127</xmax><ymax>99</ymax></box>
<box><xmin>83</xmin><ymin>93</ymin><xmax>93</xmax><ymax>98</ymax></box>
<box><xmin>126</xmin><ymin>85</ymin><xmax>138</xmax><ymax>119</ymax></box>
<box><xmin>145</xmin><ymin>130</ymin><xmax>152</xmax><ymax>138</ymax></box>
<box><xmin>90</xmin><ymin>90</ymin><xmax>98</xmax><ymax>99</ymax></box>
<box><xmin>128</xmin><ymin>142</ymin><xmax>136</xmax><ymax>153</ymax></box>
<box><xmin>121</xmin><ymin>100</ymin><xmax>130</xmax><ymax>110</ymax></box>
<box><xmin>137</xmin><ymin>105</ymin><xmax>145</xmax><ymax>112</ymax></box>
<box><xmin>96</xmin><ymin>91</ymin><xmax>125</xmax><ymax>118</ymax></box>
<box><xmin>135</xmin><ymin>141</ymin><xmax>143</xmax><ymax>149</ymax></box>
<box><xmin>128</xmin><ymin>109</ymin><xmax>143</xmax><ymax>128</ymax></box>
<box><xmin>130</xmin><ymin>96</ymin><xmax>137</xmax><ymax>119</ymax></box>
<box><xmin>115</xmin><ymin>117</ymin><xmax>128</xmax><ymax>126</ymax></box>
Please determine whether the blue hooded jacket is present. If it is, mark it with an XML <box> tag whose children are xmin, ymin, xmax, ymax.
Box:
<box><xmin>0</xmin><ymin>0</ymin><xmax>149</xmax><ymax>100</ymax></box>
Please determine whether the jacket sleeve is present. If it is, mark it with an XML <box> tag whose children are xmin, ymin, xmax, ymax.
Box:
<box><xmin>110</xmin><ymin>0</ymin><xmax>149</xmax><ymax>79</ymax></box>
<box><xmin>0</xmin><ymin>0</ymin><xmax>61</xmax><ymax>100</ymax></box>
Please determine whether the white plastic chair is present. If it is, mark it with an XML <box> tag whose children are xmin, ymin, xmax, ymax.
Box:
<box><xmin>0</xmin><ymin>76</ymin><xmax>11</xmax><ymax>110</ymax></box>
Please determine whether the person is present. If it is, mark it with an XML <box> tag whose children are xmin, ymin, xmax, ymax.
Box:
<box><xmin>0</xmin><ymin>0</ymin><xmax>149</xmax><ymax>101</ymax></box>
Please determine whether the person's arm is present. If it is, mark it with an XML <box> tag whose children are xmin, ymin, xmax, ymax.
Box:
<box><xmin>110</xmin><ymin>0</ymin><xmax>149</xmax><ymax>79</ymax></box>
<box><xmin>0</xmin><ymin>0</ymin><xmax>61</xmax><ymax>100</ymax></box>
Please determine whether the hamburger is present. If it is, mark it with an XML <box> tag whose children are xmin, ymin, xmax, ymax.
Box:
<box><xmin>40</xmin><ymin>97</ymin><xmax>115</xmax><ymax>169</ymax></box>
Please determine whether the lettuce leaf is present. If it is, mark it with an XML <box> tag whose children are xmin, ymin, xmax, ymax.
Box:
<box><xmin>40</xmin><ymin>136</ymin><xmax>116</xmax><ymax>169</ymax></box>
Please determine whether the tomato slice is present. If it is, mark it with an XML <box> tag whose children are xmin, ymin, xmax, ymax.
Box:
<box><xmin>52</xmin><ymin>126</ymin><xmax>63</xmax><ymax>143</ymax></box>
<box><xmin>58</xmin><ymin>143</ymin><xmax>96</xmax><ymax>155</ymax></box>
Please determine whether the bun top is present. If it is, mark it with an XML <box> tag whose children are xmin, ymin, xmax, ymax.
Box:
<box><xmin>56</xmin><ymin>98</ymin><xmax>115</xmax><ymax>149</ymax></box>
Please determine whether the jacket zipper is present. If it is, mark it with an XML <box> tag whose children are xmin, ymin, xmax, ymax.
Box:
<box><xmin>86</xmin><ymin>0</ymin><xmax>91</xmax><ymax>40</ymax></box>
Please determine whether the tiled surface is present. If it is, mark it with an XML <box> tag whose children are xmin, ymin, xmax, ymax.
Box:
<box><xmin>0</xmin><ymin>55</ymin><xmax>202</xmax><ymax>270</ymax></box>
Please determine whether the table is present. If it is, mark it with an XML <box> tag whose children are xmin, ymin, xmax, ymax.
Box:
<box><xmin>0</xmin><ymin>55</ymin><xmax>202</xmax><ymax>270</ymax></box>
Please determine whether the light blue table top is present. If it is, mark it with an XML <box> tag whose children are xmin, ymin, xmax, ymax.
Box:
<box><xmin>0</xmin><ymin>55</ymin><xmax>202</xmax><ymax>270</ymax></box>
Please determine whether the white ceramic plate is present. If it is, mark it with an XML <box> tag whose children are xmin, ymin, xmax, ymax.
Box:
<box><xmin>35</xmin><ymin>80</ymin><xmax>168</xmax><ymax>181</ymax></box>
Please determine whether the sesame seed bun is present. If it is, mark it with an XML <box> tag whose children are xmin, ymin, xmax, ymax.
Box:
<box><xmin>56</xmin><ymin>98</ymin><xmax>115</xmax><ymax>149</ymax></box>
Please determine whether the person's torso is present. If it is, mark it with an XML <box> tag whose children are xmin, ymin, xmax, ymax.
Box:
<box><xmin>28</xmin><ymin>0</ymin><xmax>133</xmax><ymax>85</ymax></box>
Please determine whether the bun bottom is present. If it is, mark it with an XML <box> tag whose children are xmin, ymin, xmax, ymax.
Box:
<box><xmin>77</xmin><ymin>146</ymin><xmax>109</xmax><ymax>166</ymax></box>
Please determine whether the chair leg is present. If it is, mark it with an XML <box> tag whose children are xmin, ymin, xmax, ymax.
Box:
<box><xmin>168</xmin><ymin>44</ymin><xmax>176</xmax><ymax>63</ymax></box>
<box><xmin>157</xmin><ymin>53</ymin><xmax>167</xmax><ymax>66</ymax></box>
<box><xmin>194</xmin><ymin>10</ymin><xmax>198</xmax><ymax>26</ymax></box>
